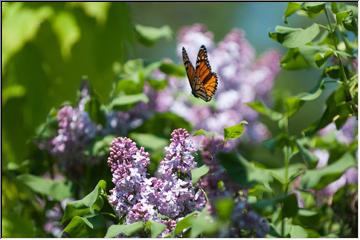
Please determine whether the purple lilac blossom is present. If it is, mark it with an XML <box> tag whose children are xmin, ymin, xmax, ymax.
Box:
<box><xmin>148</xmin><ymin>24</ymin><xmax>280</xmax><ymax>145</ymax></box>
<box><xmin>108</xmin><ymin>129</ymin><xmax>206</xmax><ymax>235</ymax></box>
<box><xmin>108</xmin><ymin>137</ymin><xmax>150</xmax><ymax>217</ymax></box>
<box><xmin>49</xmin><ymin>83</ymin><xmax>98</xmax><ymax>169</ymax></box>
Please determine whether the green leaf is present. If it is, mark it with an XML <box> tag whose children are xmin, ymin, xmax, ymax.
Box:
<box><xmin>296</xmin><ymin>139</ymin><xmax>318</xmax><ymax>168</ymax></box>
<box><xmin>51</xmin><ymin>11</ymin><xmax>80</xmax><ymax>59</ymax></box>
<box><xmin>314</xmin><ymin>49</ymin><xmax>333</xmax><ymax>68</ymax></box>
<box><xmin>89</xmin><ymin>135</ymin><xmax>115</xmax><ymax>157</ymax></box>
<box><xmin>62</xmin><ymin>180</ymin><xmax>107</xmax><ymax>224</ymax></box>
<box><xmin>297</xmin><ymin>79</ymin><xmax>325</xmax><ymax>101</ymax></box>
<box><xmin>304</xmin><ymin>85</ymin><xmax>353</xmax><ymax>136</ymax></box>
<box><xmin>247</xmin><ymin>101</ymin><xmax>283</xmax><ymax>121</ymax></box>
<box><xmin>223</xmin><ymin>121</ymin><xmax>248</xmax><ymax>141</ymax></box>
<box><xmin>135</xmin><ymin>24</ymin><xmax>172</xmax><ymax>47</ymax></box>
<box><xmin>35</xmin><ymin>107</ymin><xmax>58</xmax><ymax>139</ymax></box>
<box><xmin>147</xmin><ymin>79</ymin><xmax>168</xmax><ymax>90</ymax></box>
<box><xmin>284</xmin><ymin>79</ymin><xmax>325</xmax><ymax>117</ymax></box>
<box><xmin>105</xmin><ymin>222</ymin><xmax>144</xmax><ymax>237</ymax></box>
<box><xmin>145</xmin><ymin>221</ymin><xmax>166</xmax><ymax>238</ymax></box>
<box><xmin>17</xmin><ymin>174</ymin><xmax>72</xmax><ymax>201</ymax></box>
<box><xmin>159</xmin><ymin>61</ymin><xmax>186</xmax><ymax>77</ymax></box>
<box><xmin>174</xmin><ymin>212</ymin><xmax>197</xmax><ymax>236</ymax></box>
<box><xmin>267</xmin><ymin>164</ymin><xmax>304</xmax><ymax>186</ymax></box>
<box><xmin>336</xmin><ymin>10</ymin><xmax>352</xmax><ymax>24</ymax></box>
<box><xmin>214</xmin><ymin>197</ymin><xmax>234</xmax><ymax>221</ymax></box>
<box><xmin>296</xmin><ymin>209</ymin><xmax>320</xmax><ymax>228</ymax></box>
<box><xmin>325</xmin><ymin>65</ymin><xmax>340</xmax><ymax>79</ymax></box>
<box><xmin>69</xmin><ymin>2</ymin><xmax>111</xmax><ymax>24</ymax></box>
<box><xmin>62</xmin><ymin>214</ymin><xmax>108</xmax><ymax>237</ymax></box>
<box><xmin>302</xmin><ymin>2</ymin><xmax>325</xmax><ymax>14</ymax></box>
<box><xmin>280</xmin><ymin>48</ymin><xmax>311</xmax><ymax>70</ymax></box>
<box><xmin>113</xmin><ymin>59</ymin><xmax>145</xmax><ymax>95</ymax></box>
<box><xmin>217</xmin><ymin>152</ymin><xmax>273</xmax><ymax>190</ymax></box>
<box><xmin>2</xmin><ymin>3</ymin><xmax>53</xmax><ymax>67</ymax></box>
<box><xmin>284</xmin><ymin>2</ymin><xmax>302</xmax><ymax>23</ymax></box>
<box><xmin>283</xmin><ymin>23</ymin><xmax>320</xmax><ymax>48</ymax></box>
<box><xmin>83</xmin><ymin>85</ymin><xmax>106</xmax><ymax>126</ymax></box>
<box><xmin>190</xmin><ymin>208</ymin><xmax>218</xmax><ymax>237</ymax></box>
<box><xmin>191</xmin><ymin>165</ymin><xmax>209</xmax><ymax>184</ymax></box>
<box><xmin>290</xmin><ymin>225</ymin><xmax>308</xmax><ymax>238</ymax></box>
<box><xmin>270</xmin><ymin>24</ymin><xmax>320</xmax><ymax>48</ymax></box>
<box><xmin>3</xmin><ymin>84</ymin><xmax>26</xmax><ymax>105</ymax></box>
<box><xmin>129</xmin><ymin>133</ymin><xmax>168</xmax><ymax>151</ymax></box>
<box><xmin>109</xmin><ymin>93</ymin><xmax>149</xmax><ymax>111</ymax></box>
<box><xmin>63</xmin><ymin>216</ymin><xmax>93</xmax><ymax>237</ymax></box>
<box><xmin>301</xmin><ymin>152</ymin><xmax>356</xmax><ymax>189</ymax></box>
<box><xmin>193</xmin><ymin>129</ymin><xmax>216</xmax><ymax>137</ymax></box>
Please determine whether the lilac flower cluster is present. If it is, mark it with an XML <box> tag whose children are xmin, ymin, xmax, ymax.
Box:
<box><xmin>148</xmin><ymin>24</ymin><xmax>281</xmax><ymax>144</ymax></box>
<box><xmin>50</xmin><ymin>84</ymin><xmax>98</xmax><ymax>169</ymax></box>
<box><xmin>46</xmin><ymin>81</ymin><xmax>152</xmax><ymax>171</ymax></box>
<box><xmin>108</xmin><ymin>129</ymin><xmax>206</xmax><ymax>235</ymax></box>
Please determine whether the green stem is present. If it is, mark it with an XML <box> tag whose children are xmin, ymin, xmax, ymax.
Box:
<box><xmin>280</xmin><ymin>116</ymin><xmax>290</xmax><ymax>237</ymax></box>
<box><xmin>324</xmin><ymin>5</ymin><xmax>357</xmax><ymax>115</ymax></box>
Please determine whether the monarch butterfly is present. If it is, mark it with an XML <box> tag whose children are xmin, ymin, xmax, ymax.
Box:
<box><xmin>182</xmin><ymin>45</ymin><xmax>218</xmax><ymax>102</ymax></box>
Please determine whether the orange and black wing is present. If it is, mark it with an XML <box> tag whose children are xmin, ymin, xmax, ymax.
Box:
<box><xmin>182</xmin><ymin>47</ymin><xmax>196</xmax><ymax>91</ymax></box>
<box><xmin>195</xmin><ymin>45</ymin><xmax>218</xmax><ymax>101</ymax></box>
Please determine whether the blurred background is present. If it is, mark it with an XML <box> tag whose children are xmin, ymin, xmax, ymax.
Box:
<box><xmin>3</xmin><ymin>2</ymin><xmax>330</xmax><ymax>168</ymax></box>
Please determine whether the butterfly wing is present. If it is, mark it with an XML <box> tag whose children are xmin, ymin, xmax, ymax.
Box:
<box><xmin>195</xmin><ymin>45</ymin><xmax>218</xmax><ymax>102</ymax></box>
<box><xmin>182</xmin><ymin>47</ymin><xmax>196</xmax><ymax>91</ymax></box>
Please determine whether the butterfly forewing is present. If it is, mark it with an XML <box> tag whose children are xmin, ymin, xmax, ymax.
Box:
<box><xmin>182</xmin><ymin>47</ymin><xmax>196</xmax><ymax>90</ymax></box>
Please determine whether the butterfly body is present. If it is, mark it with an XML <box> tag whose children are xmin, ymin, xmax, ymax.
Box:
<box><xmin>182</xmin><ymin>45</ymin><xmax>218</xmax><ymax>102</ymax></box>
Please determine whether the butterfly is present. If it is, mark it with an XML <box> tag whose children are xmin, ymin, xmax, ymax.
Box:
<box><xmin>182</xmin><ymin>45</ymin><xmax>218</xmax><ymax>102</ymax></box>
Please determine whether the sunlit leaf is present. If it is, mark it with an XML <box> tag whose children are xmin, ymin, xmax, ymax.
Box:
<box><xmin>51</xmin><ymin>11</ymin><xmax>81</xmax><ymax>59</ymax></box>
<box><xmin>63</xmin><ymin>216</ymin><xmax>93</xmax><ymax>237</ymax></box>
<box><xmin>247</xmin><ymin>101</ymin><xmax>283</xmax><ymax>121</ymax></box>
<box><xmin>174</xmin><ymin>212</ymin><xmax>197</xmax><ymax>236</ymax></box>
<box><xmin>105</xmin><ymin>222</ymin><xmax>144</xmax><ymax>237</ymax></box>
<box><xmin>135</xmin><ymin>24</ymin><xmax>172</xmax><ymax>47</ymax></box>
<box><xmin>191</xmin><ymin>165</ymin><xmax>209</xmax><ymax>184</ymax></box>
<box><xmin>2</xmin><ymin>85</ymin><xmax>26</xmax><ymax>105</ymax></box>
<box><xmin>145</xmin><ymin>221</ymin><xmax>166</xmax><ymax>238</ymax></box>
<box><xmin>214</xmin><ymin>197</ymin><xmax>234</xmax><ymax>221</ymax></box>
<box><xmin>284</xmin><ymin>2</ymin><xmax>302</xmax><ymax>23</ymax></box>
<box><xmin>223</xmin><ymin>121</ymin><xmax>248</xmax><ymax>141</ymax></box>
<box><xmin>2</xmin><ymin>3</ymin><xmax>53</xmax><ymax>67</ymax></box>
<box><xmin>68</xmin><ymin>2</ymin><xmax>111</xmax><ymax>24</ymax></box>
<box><xmin>270</xmin><ymin>24</ymin><xmax>320</xmax><ymax>48</ymax></box>
<box><xmin>109</xmin><ymin>93</ymin><xmax>149</xmax><ymax>110</ymax></box>
<box><xmin>190</xmin><ymin>208</ymin><xmax>218</xmax><ymax>237</ymax></box>
<box><xmin>62</xmin><ymin>180</ymin><xmax>107</xmax><ymax>224</ymax></box>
